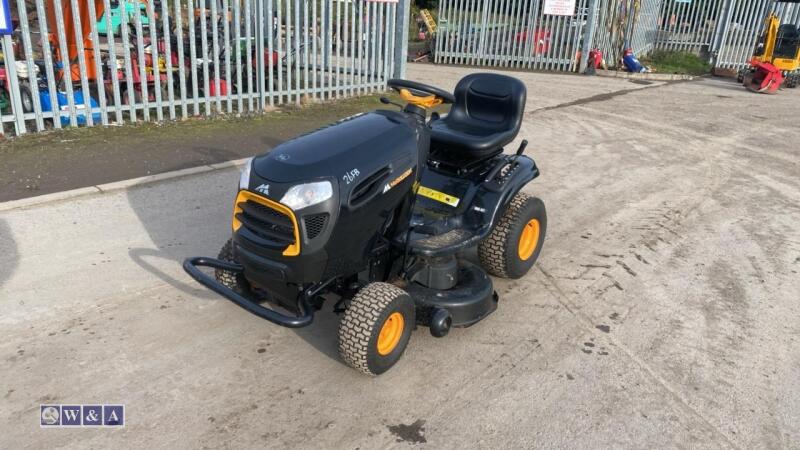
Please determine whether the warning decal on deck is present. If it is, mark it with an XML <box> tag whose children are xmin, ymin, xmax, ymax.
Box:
<box><xmin>415</xmin><ymin>185</ymin><xmax>460</xmax><ymax>207</ymax></box>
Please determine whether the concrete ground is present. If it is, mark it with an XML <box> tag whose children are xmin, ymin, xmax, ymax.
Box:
<box><xmin>1</xmin><ymin>65</ymin><xmax>799</xmax><ymax>449</ymax></box>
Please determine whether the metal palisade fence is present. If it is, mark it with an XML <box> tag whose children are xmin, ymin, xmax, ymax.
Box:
<box><xmin>434</xmin><ymin>0</ymin><xmax>800</xmax><ymax>72</ymax></box>
<box><xmin>433</xmin><ymin>0</ymin><xmax>594</xmax><ymax>71</ymax></box>
<box><xmin>709</xmin><ymin>0</ymin><xmax>800</xmax><ymax>69</ymax></box>
<box><xmin>0</xmin><ymin>0</ymin><xmax>407</xmax><ymax>136</ymax></box>
<box><xmin>592</xmin><ymin>0</ymin><xmax>666</xmax><ymax>66</ymax></box>
<box><xmin>652</xmin><ymin>0</ymin><xmax>800</xmax><ymax>69</ymax></box>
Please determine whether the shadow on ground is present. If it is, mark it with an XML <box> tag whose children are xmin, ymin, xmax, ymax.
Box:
<box><xmin>0</xmin><ymin>219</ymin><xmax>18</xmax><ymax>289</ymax></box>
<box><xmin>124</xmin><ymin>167</ymin><xmax>352</xmax><ymax>365</ymax></box>
<box><xmin>124</xmin><ymin>163</ymin><xmax>229</xmax><ymax>302</ymax></box>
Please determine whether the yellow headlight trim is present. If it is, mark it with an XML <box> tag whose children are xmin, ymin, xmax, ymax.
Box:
<box><xmin>232</xmin><ymin>190</ymin><xmax>301</xmax><ymax>257</ymax></box>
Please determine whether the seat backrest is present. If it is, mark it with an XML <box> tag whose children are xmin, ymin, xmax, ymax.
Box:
<box><xmin>448</xmin><ymin>73</ymin><xmax>526</xmax><ymax>133</ymax></box>
<box><xmin>778</xmin><ymin>24</ymin><xmax>799</xmax><ymax>40</ymax></box>
<box><xmin>775</xmin><ymin>24</ymin><xmax>800</xmax><ymax>58</ymax></box>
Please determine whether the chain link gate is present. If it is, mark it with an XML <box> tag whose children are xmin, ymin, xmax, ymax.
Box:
<box><xmin>0</xmin><ymin>0</ymin><xmax>408</xmax><ymax>136</ymax></box>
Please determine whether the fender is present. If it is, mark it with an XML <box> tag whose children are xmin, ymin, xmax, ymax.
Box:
<box><xmin>472</xmin><ymin>154</ymin><xmax>540</xmax><ymax>239</ymax></box>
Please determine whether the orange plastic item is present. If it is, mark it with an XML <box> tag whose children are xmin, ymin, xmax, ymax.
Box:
<box><xmin>46</xmin><ymin>0</ymin><xmax>106</xmax><ymax>82</ymax></box>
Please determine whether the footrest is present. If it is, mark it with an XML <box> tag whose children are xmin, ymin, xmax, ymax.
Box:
<box><xmin>406</xmin><ymin>228</ymin><xmax>483</xmax><ymax>257</ymax></box>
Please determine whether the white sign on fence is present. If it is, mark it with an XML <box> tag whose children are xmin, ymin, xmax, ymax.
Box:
<box><xmin>543</xmin><ymin>0</ymin><xmax>576</xmax><ymax>16</ymax></box>
<box><xmin>0</xmin><ymin>0</ymin><xmax>12</xmax><ymax>35</ymax></box>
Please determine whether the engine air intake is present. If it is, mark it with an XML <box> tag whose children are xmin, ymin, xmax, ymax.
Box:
<box><xmin>303</xmin><ymin>213</ymin><xmax>329</xmax><ymax>240</ymax></box>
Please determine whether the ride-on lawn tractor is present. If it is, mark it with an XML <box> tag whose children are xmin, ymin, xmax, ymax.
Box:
<box><xmin>184</xmin><ymin>74</ymin><xmax>547</xmax><ymax>375</ymax></box>
<box><xmin>738</xmin><ymin>0</ymin><xmax>800</xmax><ymax>94</ymax></box>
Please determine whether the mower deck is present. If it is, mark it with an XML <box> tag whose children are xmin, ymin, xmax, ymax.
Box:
<box><xmin>406</xmin><ymin>260</ymin><xmax>498</xmax><ymax>328</ymax></box>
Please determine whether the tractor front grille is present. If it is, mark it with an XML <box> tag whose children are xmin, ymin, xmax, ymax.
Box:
<box><xmin>237</xmin><ymin>201</ymin><xmax>295</xmax><ymax>245</ymax></box>
<box><xmin>233</xmin><ymin>191</ymin><xmax>300</xmax><ymax>256</ymax></box>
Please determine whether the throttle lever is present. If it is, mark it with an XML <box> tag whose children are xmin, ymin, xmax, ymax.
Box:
<box><xmin>516</xmin><ymin>139</ymin><xmax>529</xmax><ymax>156</ymax></box>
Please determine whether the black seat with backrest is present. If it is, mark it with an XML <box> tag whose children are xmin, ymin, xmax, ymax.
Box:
<box><xmin>430</xmin><ymin>73</ymin><xmax>526</xmax><ymax>159</ymax></box>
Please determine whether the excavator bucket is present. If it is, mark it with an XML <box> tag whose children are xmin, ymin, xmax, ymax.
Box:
<box><xmin>743</xmin><ymin>60</ymin><xmax>785</xmax><ymax>94</ymax></box>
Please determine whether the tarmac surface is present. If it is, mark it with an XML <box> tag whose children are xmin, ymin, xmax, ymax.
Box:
<box><xmin>0</xmin><ymin>94</ymin><xmax>388</xmax><ymax>203</ymax></box>
<box><xmin>1</xmin><ymin>65</ymin><xmax>799</xmax><ymax>449</ymax></box>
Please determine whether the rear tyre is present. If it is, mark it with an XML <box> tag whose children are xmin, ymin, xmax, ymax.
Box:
<box><xmin>338</xmin><ymin>282</ymin><xmax>415</xmax><ymax>376</ymax></box>
<box><xmin>786</xmin><ymin>73</ymin><xmax>798</xmax><ymax>89</ymax></box>
<box><xmin>18</xmin><ymin>82</ymin><xmax>34</xmax><ymax>113</ymax></box>
<box><xmin>215</xmin><ymin>238</ymin><xmax>249</xmax><ymax>294</ymax></box>
<box><xmin>478</xmin><ymin>192</ymin><xmax>547</xmax><ymax>279</ymax></box>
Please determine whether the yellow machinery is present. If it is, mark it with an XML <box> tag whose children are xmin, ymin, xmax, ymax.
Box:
<box><xmin>740</xmin><ymin>2</ymin><xmax>800</xmax><ymax>92</ymax></box>
<box><xmin>420</xmin><ymin>9</ymin><xmax>437</xmax><ymax>35</ymax></box>
<box><xmin>753</xmin><ymin>13</ymin><xmax>800</xmax><ymax>71</ymax></box>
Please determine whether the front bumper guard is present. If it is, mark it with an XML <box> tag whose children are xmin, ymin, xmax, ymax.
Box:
<box><xmin>183</xmin><ymin>256</ymin><xmax>314</xmax><ymax>328</ymax></box>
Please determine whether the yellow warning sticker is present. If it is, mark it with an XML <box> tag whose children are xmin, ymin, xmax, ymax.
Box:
<box><xmin>416</xmin><ymin>185</ymin><xmax>460</xmax><ymax>207</ymax></box>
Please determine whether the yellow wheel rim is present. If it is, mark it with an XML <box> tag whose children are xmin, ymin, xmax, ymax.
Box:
<box><xmin>517</xmin><ymin>218</ymin><xmax>540</xmax><ymax>261</ymax></box>
<box><xmin>377</xmin><ymin>312</ymin><xmax>405</xmax><ymax>356</ymax></box>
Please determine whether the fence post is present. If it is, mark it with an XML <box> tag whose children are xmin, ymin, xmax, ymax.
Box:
<box><xmin>579</xmin><ymin>0</ymin><xmax>601</xmax><ymax>73</ymax></box>
<box><xmin>393</xmin><ymin>0</ymin><xmax>410</xmax><ymax>79</ymax></box>
<box><xmin>709</xmin><ymin>0</ymin><xmax>736</xmax><ymax>66</ymax></box>
<box><xmin>1</xmin><ymin>35</ymin><xmax>26</xmax><ymax>135</ymax></box>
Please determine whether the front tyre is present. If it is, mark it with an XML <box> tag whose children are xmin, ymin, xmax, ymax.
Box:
<box><xmin>215</xmin><ymin>238</ymin><xmax>250</xmax><ymax>294</ymax></box>
<box><xmin>478</xmin><ymin>192</ymin><xmax>547</xmax><ymax>279</ymax></box>
<box><xmin>338</xmin><ymin>282</ymin><xmax>415</xmax><ymax>375</ymax></box>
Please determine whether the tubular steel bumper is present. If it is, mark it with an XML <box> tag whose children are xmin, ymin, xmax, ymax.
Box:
<box><xmin>183</xmin><ymin>256</ymin><xmax>314</xmax><ymax>328</ymax></box>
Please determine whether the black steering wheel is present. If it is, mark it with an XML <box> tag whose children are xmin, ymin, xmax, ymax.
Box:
<box><xmin>387</xmin><ymin>79</ymin><xmax>456</xmax><ymax>104</ymax></box>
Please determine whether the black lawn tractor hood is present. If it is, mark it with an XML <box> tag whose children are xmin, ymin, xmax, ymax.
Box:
<box><xmin>252</xmin><ymin>110</ymin><xmax>420</xmax><ymax>183</ymax></box>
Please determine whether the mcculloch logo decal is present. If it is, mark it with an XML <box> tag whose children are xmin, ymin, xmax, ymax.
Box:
<box><xmin>383</xmin><ymin>168</ymin><xmax>413</xmax><ymax>193</ymax></box>
<box><xmin>255</xmin><ymin>184</ymin><xmax>270</xmax><ymax>196</ymax></box>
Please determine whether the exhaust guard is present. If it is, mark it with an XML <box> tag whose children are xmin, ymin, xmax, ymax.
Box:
<box><xmin>183</xmin><ymin>256</ymin><xmax>314</xmax><ymax>328</ymax></box>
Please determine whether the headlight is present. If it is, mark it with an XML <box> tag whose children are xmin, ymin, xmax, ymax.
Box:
<box><xmin>280</xmin><ymin>181</ymin><xmax>332</xmax><ymax>210</ymax></box>
<box><xmin>239</xmin><ymin>158</ymin><xmax>253</xmax><ymax>190</ymax></box>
